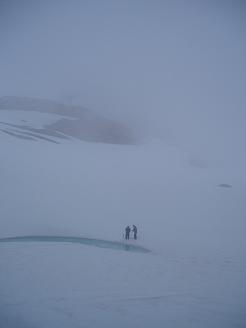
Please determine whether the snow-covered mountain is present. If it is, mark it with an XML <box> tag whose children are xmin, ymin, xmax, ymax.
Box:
<box><xmin>0</xmin><ymin>96</ymin><xmax>135</xmax><ymax>144</ymax></box>
<box><xmin>0</xmin><ymin>102</ymin><xmax>245</xmax><ymax>328</ymax></box>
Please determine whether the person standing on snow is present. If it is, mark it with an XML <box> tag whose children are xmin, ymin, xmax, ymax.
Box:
<box><xmin>132</xmin><ymin>225</ymin><xmax>137</xmax><ymax>240</ymax></box>
<box><xmin>125</xmin><ymin>226</ymin><xmax>131</xmax><ymax>240</ymax></box>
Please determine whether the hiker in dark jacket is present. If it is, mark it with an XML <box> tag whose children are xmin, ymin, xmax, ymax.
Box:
<box><xmin>132</xmin><ymin>225</ymin><xmax>137</xmax><ymax>240</ymax></box>
<box><xmin>125</xmin><ymin>226</ymin><xmax>131</xmax><ymax>240</ymax></box>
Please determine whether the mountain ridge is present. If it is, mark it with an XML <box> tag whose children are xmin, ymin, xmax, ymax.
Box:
<box><xmin>0</xmin><ymin>96</ymin><xmax>135</xmax><ymax>144</ymax></box>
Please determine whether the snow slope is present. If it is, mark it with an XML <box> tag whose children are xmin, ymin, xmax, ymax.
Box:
<box><xmin>0</xmin><ymin>97</ymin><xmax>135</xmax><ymax>144</ymax></box>
<box><xmin>0</xmin><ymin>109</ymin><xmax>246</xmax><ymax>328</ymax></box>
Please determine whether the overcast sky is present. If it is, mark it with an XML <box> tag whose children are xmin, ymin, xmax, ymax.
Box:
<box><xmin>0</xmin><ymin>0</ymin><xmax>245</xmax><ymax>164</ymax></box>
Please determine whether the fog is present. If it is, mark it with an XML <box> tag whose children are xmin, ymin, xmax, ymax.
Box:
<box><xmin>1</xmin><ymin>0</ymin><xmax>246</xmax><ymax>166</ymax></box>
<box><xmin>1</xmin><ymin>2</ymin><xmax>246</xmax><ymax>327</ymax></box>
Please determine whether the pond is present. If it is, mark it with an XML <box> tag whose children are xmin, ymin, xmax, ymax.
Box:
<box><xmin>0</xmin><ymin>235</ymin><xmax>151</xmax><ymax>253</ymax></box>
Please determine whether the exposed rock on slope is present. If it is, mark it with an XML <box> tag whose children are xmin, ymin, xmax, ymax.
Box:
<box><xmin>0</xmin><ymin>96</ymin><xmax>135</xmax><ymax>144</ymax></box>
